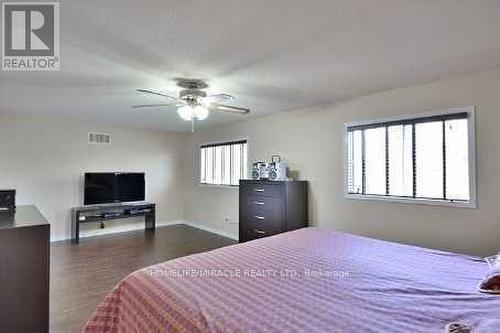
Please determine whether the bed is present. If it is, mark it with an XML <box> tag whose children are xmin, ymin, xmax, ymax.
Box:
<box><xmin>84</xmin><ymin>227</ymin><xmax>500</xmax><ymax>332</ymax></box>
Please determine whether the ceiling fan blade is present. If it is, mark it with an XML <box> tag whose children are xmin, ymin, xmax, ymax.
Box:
<box><xmin>211</xmin><ymin>104</ymin><xmax>250</xmax><ymax>114</ymax></box>
<box><xmin>132</xmin><ymin>103</ymin><xmax>179</xmax><ymax>108</ymax></box>
<box><xmin>205</xmin><ymin>93</ymin><xmax>234</xmax><ymax>103</ymax></box>
<box><xmin>136</xmin><ymin>89</ymin><xmax>179</xmax><ymax>100</ymax></box>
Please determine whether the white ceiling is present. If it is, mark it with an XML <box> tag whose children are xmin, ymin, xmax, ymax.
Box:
<box><xmin>1</xmin><ymin>0</ymin><xmax>500</xmax><ymax>132</ymax></box>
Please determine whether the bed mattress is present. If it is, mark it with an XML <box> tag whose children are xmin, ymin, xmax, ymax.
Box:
<box><xmin>85</xmin><ymin>227</ymin><xmax>500</xmax><ymax>332</ymax></box>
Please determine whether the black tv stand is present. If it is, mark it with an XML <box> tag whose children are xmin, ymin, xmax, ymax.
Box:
<box><xmin>71</xmin><ymin>202</ymin><xmax>155</xmax><ymax>243</ymax></box>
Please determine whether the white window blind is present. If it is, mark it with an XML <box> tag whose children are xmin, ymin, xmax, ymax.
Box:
<box><xmin>345</xmin><ymin>108</ymin><xmax>475</xmax><ymax>207</ymax></box>
<box><xmin>200</xmin><ymin>140</ymin><xmax>248</xmax><ymax>186</ymax></box>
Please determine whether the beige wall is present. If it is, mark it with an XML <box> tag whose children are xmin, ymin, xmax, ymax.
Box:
<box><xmin>2</xmin><ymin>68</ymin><xmax>499</xmax><ymax>255</ymax></box>
<box><xmin>183</xmin><ymin>68</ymin><xmax>500</xmax><ymax>256</ymax></box>
<box><xmin>0</xmin><ymin>113</ymin><xmax>185</xmax><ymax>241</ymax></box>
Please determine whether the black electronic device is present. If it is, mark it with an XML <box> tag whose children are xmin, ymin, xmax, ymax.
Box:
<box><xmin>84</xmin><ymin>173</ymin><xmax>145</xmax><ymax>205</ymax></box>
<box><xmin>0</xmin><ymin>189</ymin><xmax>16</xmax><ymax>213</ymax></box>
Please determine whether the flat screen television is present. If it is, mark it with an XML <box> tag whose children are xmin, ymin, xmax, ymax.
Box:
<box><xmin>84</xmin><ymin>173</ymin><xmax>145</xmax><ymax>205</ymax></box>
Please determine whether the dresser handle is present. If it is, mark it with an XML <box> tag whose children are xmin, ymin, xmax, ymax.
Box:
<box><xmin>254</xmin><ymin>201</ymin><xmax>265</xmax><ymax>206</ymax></box>
<box><xmin>254</xmin><ymin>188</ymin><xmax>265</xmax><ymax>192</ymax></box>
<box><xmin>254</xmin><ymin>215</ymin><xmax>265</xmax><ymax>220</ymax></box>
<box><xmin>254</xmin><ymin>229</ymin><xmax>266</xmax><ymax>234</ymax></box>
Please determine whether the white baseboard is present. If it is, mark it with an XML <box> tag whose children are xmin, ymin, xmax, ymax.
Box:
<box><xmin>50</xmin><ymin>220</ymin><xmax>237</xmax><ymax>242</ymax></box>
<box><xmin>182</xmin><ymin>221</ymin><xmax>238</xmax><ymax>241</ymax></box>
<box><xmin>156</xmin><ymin>220</ymin><xmax>185</xmax><ymax>227</ymax></box>
<box><xmin>50</xmin><ymin>234</ymin><xmax>70</xmax><ymax>242</ymax></box>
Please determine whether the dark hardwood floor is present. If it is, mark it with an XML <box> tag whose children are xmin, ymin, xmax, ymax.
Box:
<box><xmin>50</xmin><ymin>224</ymin><xmax>235</xmax><ymax>332</ymax></box>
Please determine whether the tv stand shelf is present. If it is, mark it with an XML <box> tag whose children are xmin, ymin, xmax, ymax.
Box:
<box><xmin>71</xmin><ymin>202</ymin><xmax>155</xmax><ymax>243</ymax></box>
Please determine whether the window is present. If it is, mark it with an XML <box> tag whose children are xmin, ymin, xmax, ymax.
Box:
<box><xmin>345</xmin><ymin>107</ymin><xmax>475</xmax><ymax>207</ymax></box>
<box><xmin>200</xmin><ymin>140</ymin><xmax>248</xmax><ymax>186</ymax></box>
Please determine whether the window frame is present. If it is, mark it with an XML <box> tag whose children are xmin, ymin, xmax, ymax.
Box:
<box><xmin>343</xmin><ymin>106</ymin><xmax>476</xmax><ymax>208</ymax></box>
<box><xmin>198</xmin><ymin>138</ymin><xmax>249</xmax><ymax>188</ymax></box>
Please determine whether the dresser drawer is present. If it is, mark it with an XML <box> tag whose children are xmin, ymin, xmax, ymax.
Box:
<box><xmin>243</xmin><ymin>183</ymin><xmax>283</xmax><ymax>198</ymax></box>
<box><xmin>245</xmin><ymin>195</ymin><xmax>283</xmax><ymax>215</ymax></box>
<box><xmin>241</xmin><ymin>226</ymin><xmax>282</xmax><ymax>241</ymax></box>
<box><xmin>246</xmin><ymin>209</ymin><xmax>283</xmax><ymax>229</ymax></box>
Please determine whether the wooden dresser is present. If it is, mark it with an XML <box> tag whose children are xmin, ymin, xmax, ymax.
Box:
<box><xmin>0</xmin><ymin>205</ymin><xmax>50</xmax><ymax>333</ymax></box>
<box><xmin>239</xmin><ymin>180</ymin><xmax>308</xmax><ymax>242</ymax></box>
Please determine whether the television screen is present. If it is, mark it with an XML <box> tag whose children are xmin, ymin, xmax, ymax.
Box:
<box><xmin>84</xmin><ymin>173</ymin><xmax>145</xmax><ymax>205</ymax></box>
<box><xmin>117</xmin><ymin>173</ymin><xmax>145</xmax><ymax>203</ymax></box>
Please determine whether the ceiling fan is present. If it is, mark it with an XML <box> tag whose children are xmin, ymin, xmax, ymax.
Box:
<box><xmin>134</xmin><ymin>79</ymin><xmax>250</xmax><ymax>131</ymax></box>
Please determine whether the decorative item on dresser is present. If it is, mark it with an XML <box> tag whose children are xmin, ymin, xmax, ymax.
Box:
<box><xmin>0</xmin><ymin>189</ymin><xmax>16</xmax><ymax>213</ymax></box>
<box><xmin>251</xmin><ymin>155</ymin><xmax>289</xmax><ymax>181</ymax></box>
<box><xmin>239</xmin><ymin>180</ymin><xmax>308</xmax><ymax>242</ymax></box>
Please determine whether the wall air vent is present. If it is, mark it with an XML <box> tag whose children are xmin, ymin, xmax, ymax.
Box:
<box><xmin>88</xmin><ymin>132</ymin><xmax>111</xmax><ymax>145</ymax></box>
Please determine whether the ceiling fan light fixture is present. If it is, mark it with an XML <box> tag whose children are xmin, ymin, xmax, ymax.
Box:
<box><xmin>195</xmin><ymin>105</ymin><xmax>209</xmax><ymax>120</ymax></box>
<box><xmin>136</xmin><ymin>79</ymin><xmax>250</xmax><ymax>126</ymax></box>
<box><xmin>177</xmin><ymin>105</ymin><xmax>209</xmax><ymax>121</ymax></box>
<box><xmin>177</xmin><ymin>105</ymin><xmax>194</xmax><ymax>121</ymax></box>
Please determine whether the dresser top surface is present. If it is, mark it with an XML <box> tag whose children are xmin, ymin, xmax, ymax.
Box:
<box><xmin>0</xmin><ymin>205</ymin><xmax>48</xmax><ymax>230</ymax></box>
